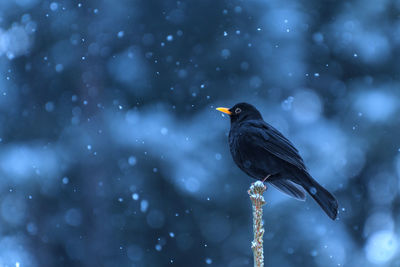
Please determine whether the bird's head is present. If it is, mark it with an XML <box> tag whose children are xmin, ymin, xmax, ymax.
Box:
<box><xmin>216</xmin><ymin>102</ymin><xmax>262</xmax><ymax>124</ymax></box>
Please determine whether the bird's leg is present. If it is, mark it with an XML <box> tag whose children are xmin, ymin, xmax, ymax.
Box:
<box><xmin>262</xmin><ymin>174</ymin><xmax>272</xmax><ymax>183</ymax></box>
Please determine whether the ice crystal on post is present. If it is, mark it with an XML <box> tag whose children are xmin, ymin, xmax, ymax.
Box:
<box><xmin>248</xmin><ymin>181</ymin><xmax>266</xmax><ymax>267</ymax></box>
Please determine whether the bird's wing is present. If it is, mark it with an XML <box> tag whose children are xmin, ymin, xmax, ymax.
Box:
<box><xmin>245</xmin><ymin>121</ymin><xmax>307</xmax><ymax>171</ymax></box>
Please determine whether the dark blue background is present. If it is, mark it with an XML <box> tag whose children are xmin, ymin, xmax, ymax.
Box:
<box><xmin>0</xmin><ymin>0</ymin><xmax>399</xmax><ymax>266</ymax></box>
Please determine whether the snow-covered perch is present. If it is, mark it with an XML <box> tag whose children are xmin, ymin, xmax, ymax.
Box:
<box><xmin>248</xmin><ymin>181</ymin><xmax>267</xmax><ymax>267</ymax></box>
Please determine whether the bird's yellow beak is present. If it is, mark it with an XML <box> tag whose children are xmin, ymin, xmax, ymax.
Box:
<box><xmin>216</xmin><ymin>107</ymin><xmax>232</xmax><ymax>115</ymax></box>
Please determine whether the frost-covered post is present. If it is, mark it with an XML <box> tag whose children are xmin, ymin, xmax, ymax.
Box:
<box><xmin>248</xmin><ymin>181</ymin><xmax>267</xmax><ymax>267</ymax></box>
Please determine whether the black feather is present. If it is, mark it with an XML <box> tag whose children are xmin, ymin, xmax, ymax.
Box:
<box><xmin>269</xmin><ymin>179</ymin><xmax>306</xmax><ymax>201</ymax></box>
<box><xmin>223</xmin><ymin>102</ymin><xmax>339</xmax><ymax>220</ymax></box>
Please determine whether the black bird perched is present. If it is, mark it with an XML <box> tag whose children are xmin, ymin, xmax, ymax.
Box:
<box><xmin>217</xmin><ymin>103</ymin><xmax>338</xmax><ymax>220</ymax></box>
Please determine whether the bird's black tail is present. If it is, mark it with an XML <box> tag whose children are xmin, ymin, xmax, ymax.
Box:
<box><xmin>300</xmin><ymin>172</ymin><xmax>338</xmax><ymax>220</ymax></box>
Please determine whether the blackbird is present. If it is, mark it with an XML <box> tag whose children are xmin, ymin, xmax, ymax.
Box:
<box><xmin>217</xmin><ymin>102</ymin><xmax>338</xmax><ymax>220</ymax></box>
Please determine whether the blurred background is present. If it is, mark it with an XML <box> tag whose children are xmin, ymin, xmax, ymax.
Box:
<box><xmin>0</xmin><ymin>0</ymin><xmax>399</xmax><ymax>266</ymax></box>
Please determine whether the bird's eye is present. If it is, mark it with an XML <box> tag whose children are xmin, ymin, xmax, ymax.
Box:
<box><xmin>235</xmin><ymin>108</ymin><xmax>242</xmax><ymax>114</ymax></box>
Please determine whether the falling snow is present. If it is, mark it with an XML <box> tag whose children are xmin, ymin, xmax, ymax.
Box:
<box><xmin>0</xmin><ymin>0</ymin><xmax>396</xmax><ymax>266</ymax></box>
